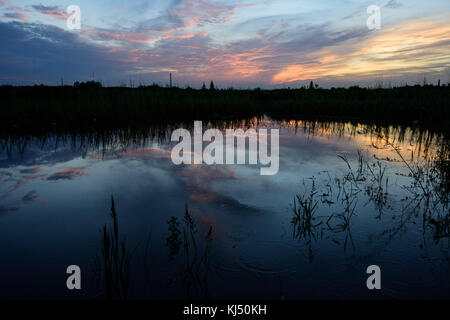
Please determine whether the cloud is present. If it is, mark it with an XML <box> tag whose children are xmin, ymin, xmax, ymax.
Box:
<box><xmin>175</xmin><ymin>165</ymin><xmax>260</xmax><ymax>212</ymax></box>
<box><xmin>19</xmin><ymin>167</ymin><xmax>41</xmax><ymax>174</ymax></box>
<box><xmin>83</xmin><ymin>0</ymin><xmax>244</xmax><ymax>47</ymax></box>
<box><xmin>31</xmin><ymin>5</ymin><xmax>67</xmax><ymax>19</ymax></box>
<box><xmin>384</xmin><ymin>0</ymin><xmax>403</xmax><ymax>9</ymax></box>
<box><xmin>1</xmin><ymin>2</ymin><xmax>449</xmax><ymax>87</ymax></box>
<box><xmin>5</xmin><ymin>173</ymin><xmax>43</xmax><ymax>197</ymax></box>
<box><xmin>169</xmin><ymin>0</ymin><xmax>244</xmax><ymax>27</ymax></box>
<box><xmin>83</xmin><ymin>28</ymin><xmax>208</xmax><ymax>45</ymax></box>
<box><xmin>188</xmin><ymin>206</ymin><xmax>218</xmax><ymax>233</ymax></box>
<box><xmin>22</xmin><ymin>190</ymin><xmax>38</xmax><ymax>202</ymax></box>
<box><xmin>0</xmin><ymin>21</ymin><xmax>135</xmax><ymax>84</ymax></box>
<box><xmin>0</xmin><ymin>0</ymin><xmax>25</xmax><ymax>11</ymax></box>
<box><xmin>271</xmin><ymin>13</ymin><xmax>450</xmax><ymax>84</ymax></box>
<box><xmin>0</xmin><ymin>0</ymin><xmax>30</xmax><ymax>22</ymax></box>
<box><xmin>88</xmin><ymin>146</ymin><xmax>183</xmax><ymax>161</ymax></box>
<box><xmin>2</xmin><ymin>12</ymin><xmax>27</xmax><ymax>22</ymax></box>
<box><xmin>47</xmin><ymin>167</ymin><xmax>89</xmax><ymax>180</ymax></box>
<box><xmin>189</xmin><ymin>193</ymin><xmax>216</xmax><ymax>202</ymax></box>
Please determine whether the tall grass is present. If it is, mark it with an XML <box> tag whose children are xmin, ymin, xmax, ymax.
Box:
<box><xmin>291</xmin><ymin>178</ymin><xmax>320</xmax><ymax>241</ymax></box>
<box><xmin>290</xmin><ymin>141</ymin><xmax>449</xmax><ymax>256</ymax></box>
<box><xmin>166</xmin><ymin>204</ymin><xmax>214</xmax><ymax>299</ymax></box>
<box><xmin>93</xmin><ymin>196</ymin><xmax>132</xmax><ymax>300</ymax></box>
<box><xmin>1</xmin><ymin>83</ymin><xmax>449</xmax><ymax>134</ymax></box>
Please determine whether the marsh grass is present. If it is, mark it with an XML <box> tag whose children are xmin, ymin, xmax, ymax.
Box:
<box><xmin>1</xmin><ymin>119</ymin><xmax>447</xmax><ymax>166</ymax></box>
<box><xmin>166</xmin><ymin>216</ymin><xmax>182</xmax><ymax>261</ymax></box>
<box><xmin>427</xmin><ymin>213</ymin><xmax>449</xmax><ymax>242</ymax></box>
<box><xmin>376</xmin><ymin>134</ymin><xmax>448</xmax><ymax>212</ymax></box>
<box><xmin>337</xmin><ymin>150</ymin><xmax>367</xmax><ymax>184</ymax></box>
<box><xmin>291</xmin><ymin>141</ymin><xmax>449</xmax><ymax>254</ymax></box>
<box><xmin>166</xmin><ymin>204</ymin><xmax>214</xmax><ymax>299</ymax></box>
<box><xmin>378</xmin><ymin>135</ymin><xmax>450</xmax><ymax>244</ymax></box>
<box><xmin>365</xmin><ymin>161</ymin><xmax>390</xmax><ymax>213</ymax></box>
<box><xmin>1</xmin><ymin>84</ymin><xmax>449</xmax><ymax>134</ymax></box>
<box><xmin>93</xmin><ymin>196</ymin><xmax>133</xmax><ymax>300</ymax></box>
<box><xmin>91</xmin><ymin>200</ymin><xmax>216</xmax><ymax>300</ymax></box>
<box><xmin>291</xmin><ymin>178</ymin><xmax>321</xmax><ymax>241</ymax></box>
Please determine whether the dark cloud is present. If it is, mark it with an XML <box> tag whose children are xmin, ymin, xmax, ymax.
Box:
<box><xmin>0</xmin><ymin>21</ymin><xmax>134</xmax><ymax>84</ymax></box>
<box><xmin>278</xmin><ymin>24</ymin><xmax>369</xmax><ymax>55</ymax></box>
<box><xmin>31</xmin><ymin>5</ymin><xmax>67</xmax><ymax>19</ymax></box>
<box><xmin>2</xmin><ymin>12</ymin><xmax>27</xmax><ymax>21</ymax></box>
<box><xmin>47</xmin><ymin>167</ymin><xmax>88</xmax><ymax>180</ymax></box>
<box><xmin>0</xmin><ymin>1</ymin><xmax>446</xmax><ymax>88</ymax></box>
<box><xmin>22</xmin><ymin>190</ymin><xmax>38</xmax><ymax>202</ymax></box>
<box><xmin>384</xmin><ymin>0</ymin><xmax>403</xmax><ymax>9</ymax></box>
<box><xmin>19</xmin><ymin>167</ymin><xmax>41</xmax><ymax>174</ymax></box>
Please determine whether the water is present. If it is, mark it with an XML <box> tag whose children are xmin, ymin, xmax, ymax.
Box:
<box><xmin>0</xmin><ymin>119</ymin><xmax>448</xmax><ymax>300</ymax></box>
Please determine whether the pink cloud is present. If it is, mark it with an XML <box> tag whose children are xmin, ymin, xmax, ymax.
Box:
<box><xmin>47</xmin><ymin>167</ymin><xmax>89</xmax><ymax>181</ymax></box>
<box><xmin>31</xmin><ymin>5</ymin><xmax>68</xmax><ymax>20</ymax></box>
<box><xmin>2</xmin><ymin>12</ymin><xmax>28</xmax><ymax>22</ymax></box>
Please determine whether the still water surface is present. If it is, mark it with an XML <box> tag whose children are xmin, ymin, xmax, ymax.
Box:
<box><xmin>0</xmin><ymin>119</ymin><xmax>448</xmax><ymax>299</ymax></box>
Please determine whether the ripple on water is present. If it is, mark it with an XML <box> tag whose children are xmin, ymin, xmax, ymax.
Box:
<box><xmin>218</xmin><ymin>239</ymin><xmax>313</xmax><ymax>276</ymax></box>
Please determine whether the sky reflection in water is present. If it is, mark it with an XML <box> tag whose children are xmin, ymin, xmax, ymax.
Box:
<box><xmin>0</xmin><ymin>119</ymin><xmax>448</xmax><ymax>299</ymax></box>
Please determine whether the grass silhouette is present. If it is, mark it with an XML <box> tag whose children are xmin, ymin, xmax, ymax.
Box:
<box><xmin>93</xmin><ymin>196</ymin><xmax>132</xmax><ymax>300</ymax></box>
<box><xmin>1</xmin><ymin>82</ymin><xmax>449</xmax><ymax>134</ymax></box>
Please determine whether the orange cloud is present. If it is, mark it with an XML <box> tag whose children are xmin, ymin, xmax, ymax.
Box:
<box><xmin>5</xmin><ymin>173</ymin><xmax>44</xmax><ymax>196</ymax></box>
<box><xmin>189</xmin><ymin>193</ymin><xmax>216</xmax><ymax>202</ymax></box>
<box><xmin>207</xmin><ymin>46</ymin><xmax>273</xmax><ymax>79</ymax></box>
<box><xmin>19</xmin><ymin>166</ymin><xmax>41</xmax><ymax>174</ymax></box>
<box><xmin>272</xmin><ymin>64</ymin><xmax>328</xmax><ymax>83</ymax></box>
<box><xmin>189</xmin><ymin>206</ymin><xmax>219</xmax><ymax>234</ymax></box>
<box><xmin>272</xmin><ymin>13</ymin><xmax>450</xmax><ymax>83</ymax></box>
<box><xmin>47</xmin><ymin>167</ymin><xmax>89</xmax><ymax>181</ymax></box>
<box><xmin>31</xmin><ymin>5</ymin><xmax>68</xmax><ymax>20</ymax></box>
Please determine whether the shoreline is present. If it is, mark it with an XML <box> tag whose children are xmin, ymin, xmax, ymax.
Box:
<box><xmin>1</xmin><ymin>83</ymin><xmax>449</xmax><ymax>135</ymax></box>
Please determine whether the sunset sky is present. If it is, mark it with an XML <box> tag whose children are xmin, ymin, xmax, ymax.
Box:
<box><xmin>1</xmin><ymin>0</ymin><xmax>449</xmax><ymax>88</ymax></box>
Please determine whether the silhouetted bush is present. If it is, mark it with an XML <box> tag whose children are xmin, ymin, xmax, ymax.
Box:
<box><xmin>0</xmin><ymin>83</ymin><xmax>448</xmax><ymax>134</ymax></box>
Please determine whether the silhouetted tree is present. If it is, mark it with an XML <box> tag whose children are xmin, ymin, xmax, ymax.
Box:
<box><xmin>201</xmin><ymin>82</ymin><xmax>207</xmax><ymax>90</ymax></box>
<box><xmin>73</xmin><ymin>80</ymin><xmax>102</xmax><ymax>89</ymax></box>
<box><xmin>309</xmin><ymin>81</ymin><xmax>314</xmax><ymax>90</ymax></box>
<box><xmin>209</xmin><ymin>81</ymin><xmax>215</xmax><ymax>90</ymax></box>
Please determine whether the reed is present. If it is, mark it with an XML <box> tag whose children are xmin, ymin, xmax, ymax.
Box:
<box><xmin>291</xmin><ymin>178</ymin><xmax>321</xmax><ymax>240</ymax></box>
<box><xmin>93</xmin><ymin>196</ymin><xmax>132</xmax><ymax>300</ymax></box>
<box><xmin>1</xmin><ymin>83</ymin><xmax>449</xmax><ymax>134</ymax></box>
<box><xmin>166</xmin><ymin>204</ymin><xmax>214</xmax><ymax>299</ymax></box>
<box><xmin>291</xmin><ymin>146</ymin><xmax>449</xmax><ymax>252</ymax></box>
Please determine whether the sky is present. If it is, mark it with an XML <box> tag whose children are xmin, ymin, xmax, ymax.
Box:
<box><xmin>0</xmin><ymin>0</ymin><xmax>449</xmax><ymax>88</ymax></box>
